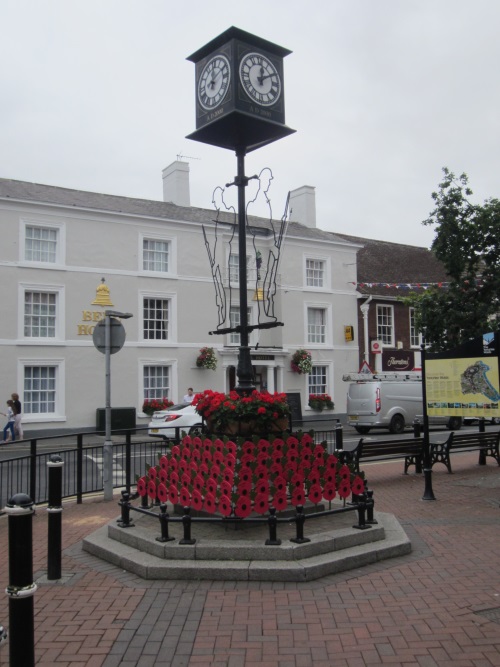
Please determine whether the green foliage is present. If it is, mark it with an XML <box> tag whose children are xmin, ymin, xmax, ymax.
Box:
<box><xmin>406</xmin><ymin>168</ymin><xmax>500</xmax><ymax>351</ymax></box>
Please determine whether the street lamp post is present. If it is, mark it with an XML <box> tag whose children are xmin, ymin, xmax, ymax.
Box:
<box><xmin>103</xmin><ymin>310</ymin><xmax>133</xmax><ymax>501</ymax></box>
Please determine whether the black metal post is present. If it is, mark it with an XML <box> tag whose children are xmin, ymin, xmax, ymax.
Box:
<box><xmin>125</xmin><ymin>432</ymin><xmax>132</xmax><ymax>494</ymax></box>
<box><xmin>265</xmin><ymin>507</ymin><xmax>281</xmax><ymax>545</ymax></box>
<box><xmin>47</xmin><ymin>455</ymin><xmax>63</xmax><ymax>581</ymax></box>
<box><xmin>29</xmin><ymin>439</ymin><xmax>37</xmax><ymax>503</ymax></box>
<box><xmin>234</xmin><ymin>148</ymin><xmax>255</xmax><ymax>395</ymax></box>
<box><xmin>5</xmin><ymin>493</ymin><xmax>36</xmax><ymax>667</ymax></box>
<box><xmin>290</xmin><ymin>505</ymin><xmax>310</xmax><ymax>544</ymax></box>
<box><xmin>353</xmin><ymin>492</ymin><xmax>370</xmax><ymax>530</ymax></box>
<box><xmin>117</xmin><ymin>490</ymin><xmax>134</xmax><ymax>528</ymax></box>
<box><xmin>413</xmin><ymin>419</ymin><xmax>421</xmax><ymax>438</ymax></box>
<box><xmin>335</xmin><ymin>424</ymin><xmax>343</xmax><ymax>450</ymax></box>
<box><xmin>420</xmin><ymin>344</ymin><xmax>436</xmax><ymax>500</ymax></box>
<box><xmin>156</xmin><ymin>503</ymin><xmax>175</xmax><ymax>543</ymax></box>
<box><xmin>76</xmin><ymin>434</ymin><xmax>83</xmax><ymax>504</ymax></box>
<box><xmin>179</xmin><ymin>507</ymin><xmax>196</xmax><ymax>545</ymax></box>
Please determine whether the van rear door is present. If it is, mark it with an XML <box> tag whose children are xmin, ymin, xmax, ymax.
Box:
<box><xmin>347</xmin><ymin>382</ymin><xmax>377</xmax><ymax>425</ymax></box>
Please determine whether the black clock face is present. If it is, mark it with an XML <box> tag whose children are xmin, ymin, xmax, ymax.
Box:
<box><xmin>239</xmin><ymin>52</ymin><xmax>282</xmax><ymax>107</ymax></box>
<box><xmin>197</xmin><ymin>54</ymin><xmax>231</xmax><ymax>111</ymax></box>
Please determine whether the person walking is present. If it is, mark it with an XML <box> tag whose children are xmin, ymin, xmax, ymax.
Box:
<box><xmin>11</xmin><ymin>392</ymin><xmax>23</xmax><ymax>440</ymax></box>
<box><xmin>1</xmin><ymin>400</ymin><xmax>16</xmax><ymax>443</ymax></box>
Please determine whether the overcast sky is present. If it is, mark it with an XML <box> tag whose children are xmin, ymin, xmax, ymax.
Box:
<box><xmin>1</xmin><ymin>0</ymin><xmax>499</xmax><ymax>248</ymax></box>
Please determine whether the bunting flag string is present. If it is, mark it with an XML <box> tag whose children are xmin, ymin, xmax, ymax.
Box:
<box><xmin>349</xmin><ymin>278</ymin><xmax>486</xmax><ymax>290</ymax></box>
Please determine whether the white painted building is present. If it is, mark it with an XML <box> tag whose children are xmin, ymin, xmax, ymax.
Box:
<box><xmin>0</xmin><ymin>162</ymin><xmax>360</xmax><ymax>432</ymax></box>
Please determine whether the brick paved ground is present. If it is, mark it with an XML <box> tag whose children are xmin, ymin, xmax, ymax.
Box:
<box><xmin>0</xmin><ymin>452</ymin><xmax>499</xmax><ymax>666</ymax></box>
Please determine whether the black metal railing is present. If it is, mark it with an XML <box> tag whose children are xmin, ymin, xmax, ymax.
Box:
<box><xmin>0</xmin><ymin>426</ymin><xmax>342</xmax><ymax>509</ymax></box>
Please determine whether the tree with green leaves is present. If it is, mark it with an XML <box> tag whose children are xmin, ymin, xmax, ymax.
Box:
<box><xmin>405</xmin><ymin>168</ymin><xmax>500</xmax><ymax>351</ymax></box>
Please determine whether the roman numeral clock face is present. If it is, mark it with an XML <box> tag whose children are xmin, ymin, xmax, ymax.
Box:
<box><xmin>239</xmin><ymin>52</ymin><xmax>282</xmax><ymax>106</ymax></box>
<box><xmin>197</xmin><ymin>55</ymin><xmax>231</xmax><ymax>110</ymax></box>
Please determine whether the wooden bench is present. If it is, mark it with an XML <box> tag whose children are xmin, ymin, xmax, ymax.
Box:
<box><xmin>338</xmin><ymin>437</ymin><xmax>424</xmax><ymax>475</ymax></box>
<box><xmin>430</xmin><ymin>430</ymin><xmax>500</xmax><ymax>473</ymax></box>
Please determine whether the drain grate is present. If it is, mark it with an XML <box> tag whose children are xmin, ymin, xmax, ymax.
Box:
<box><xmin>475</xmin><ymin>607</ymin><xmax>500</xmax><ymax>624</ymax></box>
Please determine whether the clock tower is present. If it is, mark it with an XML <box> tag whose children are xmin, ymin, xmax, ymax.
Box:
<box><xmin>186</xmin><ymin>26</ymin><xmax>295</xmax><ymax>152</ymax></box>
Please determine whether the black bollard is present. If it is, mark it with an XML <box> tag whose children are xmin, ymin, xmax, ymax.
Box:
<box><xmin>47</xmin><ymin>454</ymin><xmax>63</xmax><ymax>580</ymax></box>
<box><xmin>364</xmin><ymin>481</ymin><xmax>378</xmax><ymax>525</ymax></box>
<box><xmin>141</xmin><ymin>492</ymin><xmax>150</xmax><ymax>509</ymax></box>
<box><xmin>179</xmin><ymin>507</ymin><xmax>196</xmax><ymax>545</ymax></box>
<box><xmin>5</xmin><ymin>493</ymin><xmax>36</xmax><ymax>667</ymax></box>
<box><xmin>156</xmin><ymin>503</ymin><xmax>175</xmax><ymax>543</ymax></box>
<box><xmin>353</xmin><ymin>492</ymin><xmax>370</xmax><ymax>530</ymax></box>
<box><xmin>335</xmin><ymin>425</ymin><xmax>343</xmax><ymax>451</ymax></box>
<box><xmin>265</xmin><ymin>507</ymin><xmax>281</xmax><ymax>545</ymax></box>
<box><xmin>413</xmin><ymin>419</ymin><xmax>421</xmax><ymax>438</ymax></box>
<box><xmin>290</xmin><ymin>505</ymin><xmax>310</xmax><ymax>544</ymax></box>
<box><xmin>117</xmin><ymin>490</ymin><xmax>134</xmax><ymax>528</ymax></box>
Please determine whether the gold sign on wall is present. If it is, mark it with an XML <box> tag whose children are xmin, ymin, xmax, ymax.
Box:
<box><xmin>77</xmin><ymin>278</ymin><xmax>113</xmax><ymax>335</ymax></box>
<box><xmin>344</xmin><ymin>325</ymin><xmax>354</xmax><ymax>342</ymax></box>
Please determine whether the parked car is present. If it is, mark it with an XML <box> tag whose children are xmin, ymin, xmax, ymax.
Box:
<box><xmin>148</xmin><ymin>403</ymin><xmax>204</xmax><ymax>440</ymax></box>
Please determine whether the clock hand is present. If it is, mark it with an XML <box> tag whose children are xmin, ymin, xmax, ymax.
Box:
<box><xmin>258</xmin><ymin>73</ymin><xmax>276</xmax><ymax>83</ymax></box>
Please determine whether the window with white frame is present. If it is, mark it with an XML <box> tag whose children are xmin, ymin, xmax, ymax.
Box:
<box><xmin>143</xmin><ymin>365</ymin><xmax>170</xmax><ymax>401</ymax></box>
<box><xmin>229</xmin><ymin>305</ymin><xmax>252</xmax><ymax>346</ymax></box>
<box><xmin>409</xmin><ymin>308</ymin><xmax>423</xmax><ymax>348</ymax></box>
<box><xmin>24</xmin><ymin>225</ymin><xmax>58</xmax><ymax>263</ymax></box>
<box><xmin>308</xmin><ymin>365</ymin><xmax>328</xmax><ymax>395</ymax></box>
<box><xmin>143</xmin><ymin>238</ymin><xmax>170</xmax><ymax>273</ymax></box>
<box><xmin>143</xmin><ymin>298</ymin><xmax>169</xmax><ymax>340</ymax></box>
<box><xmin>377</xmin><ymin>304</ymin><xmax>394</xmax><ymax>346</ymax></box>
<box><xmin>23</xmin><ymin>365</ymin><xmax>57</xmax><ymax>415</ymax></box>
<box><xmin>306</xmin><ymin>259</ymin><xmax>325</xmax><ymax>288</ymax></box>
<box><xmin>307</xmin><ymin>307</ymin><xmax>326</xmax><ymax>344</ymax></box>
<box><xmin>24</xmin><ymin>291</ymin><xmax>57</xmax><ymax>338</ymax></box>
<box><xmin>228</xmin><ymin>253</ymin><xmax>253</xmax><ymax>284</ymax></box>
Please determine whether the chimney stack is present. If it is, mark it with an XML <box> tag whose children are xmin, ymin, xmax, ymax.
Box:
<box><xmin>162</xmin><ymin>160</ymin><xmax>190</xmax><ymax>206</ymax></box>
<box><xmin>289</xmin><ymin>185</ymin><xmax>316</xmax><ymax>228</ymax></box>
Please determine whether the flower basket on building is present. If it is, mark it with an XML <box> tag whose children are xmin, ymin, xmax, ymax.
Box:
<box><xmin>308</xmin><ymin>394</ymin><xmax>334</xmax><ymax>411</ymax></box>
<box><xmin>196</xmin><ymin>346</ymin><xmax>217</xmax><ymax>370</ymax></box>
<box><xmin>193</xmin><ymin>389</ymin><xmax>291</xmax><ymax>435</ymax></box>
<box><xmin>142</xmin><ymin>398</ymin><xmax>174</xmax><ymax>416</ymax></box>
<box><xmin>291</xmin><ymin>349</ymin><xmax>312</xmax><ymax>374</ymax></box>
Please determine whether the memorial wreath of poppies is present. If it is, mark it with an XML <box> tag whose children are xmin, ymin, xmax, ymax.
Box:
<box><xmin>136</xmin><ymin>433</ymin><xmax>365</xmax><ymax>519</ymax></box>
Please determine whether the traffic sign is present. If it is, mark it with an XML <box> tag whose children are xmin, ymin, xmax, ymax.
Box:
<box><xmin>92</xmin><ymin>318</ymin><xmax>126</xmax><ymax>354</ymax></box>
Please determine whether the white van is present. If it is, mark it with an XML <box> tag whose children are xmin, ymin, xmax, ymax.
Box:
<box><xmin>345</xmin><ymin>373</ymin><xmax>462</xmax><ymax>434</ymax></box>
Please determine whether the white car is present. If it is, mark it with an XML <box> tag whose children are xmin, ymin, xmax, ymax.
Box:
<box><xmin>148</xmin><ymin>403</ymin><xmax>204</xmax><ymax>440</ymax></box>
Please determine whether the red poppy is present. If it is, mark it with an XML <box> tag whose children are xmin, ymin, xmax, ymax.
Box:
<box><xmin>206</xmin><ymin>477</ymin><xmax>217</xmax><ymax>495</ymax></box>
<box><xmin>255</xmin><ymin>464</ymin><xmax>269</xmax><ymax>480</ymax></box>
<box><xmin>169</xmin><ymin>457</ymin><xmax>178</xmax><ymax>472</ymax></box>
<box><xmin>203</xmin><ymin>492</ymin><xmax>217</xmax><ymax>514</ymax></box>
<box><xmin>301</xmin><ymin>433</ymin><xmax>314</xmax><ymax>446</ymax></box>
<box><xmin>286</xmin><ymin>452</ymin><xmax>298</xmax><ymax>465</ymax></box>
<box><xmin>238</xmin><ymin>466</ymin><xmax>252</xmax><ymax>484</ymax></box>
<box><xmin>181</xmin><ymin>472</ymin><xmax>191</xmax><ymax>488</ymax></box>
<box><xmin>193</xmin><ymin>474</ymin><xmax>205</xmax><ymax>492</ymax></box>
<box><xmin>291</xmin><ymin>472</ymin><xmax>305</xmax><ymax>488</ymax></box>
<box><xmin>338</xmin><ymin>480</ymin><xmax>351</xmax><ymax>499</ymax></box>
<box><xmin>313</xmin><ymin>445</ymin><xmax>325</xmax><ymax>460</ymax></box>
<box><xmin>213</xmin><ymin>451</ymin><xmax>224</xmax><ymax>465</ymax></box>
<box><xmin>273</xmin><ymin>475</ymin><xmax>287</xmax><ymax>493</ymax></box>
<box><xmin>181</xmin><ymin>435</ymin><xmax>192</xmax><ymax>447</ymax></box>
<box><xmin>241</xmin><ymin>453</ymin><xmax>256</xmax><ymax>466</ymax></box>
<box><xmin>339</xmin><ymin>464</ymin><xmax>351</xmax><ymax>480</ymax></box>
<box><xmin>209</xmin><ymin>464</ymin><xmax>221</xmax><ymax>480</ymax></box>
<box><xmin>136</xmin><ymin>476</ymin><xmax>147</xmax><ymax>497</ymax></box>
<box><xmin>270</xmin><ymin>461</ymin><xmax>283</xmax><ymax>476</ymax></box>
<box><xmin>284</xmin><ymin>459</ymin><xmax>298</xmax><ymax>474</ymax></box>
<box><xmin>254</xmin><ymin>493</ymin><xmax>269</xmax><ymax>515</ymax></box>
<box><xmin>182</xmin><ymin>447</ymin><xmax>191</xmax><ymax>460</ymax></box>
<box><xmin>191</xmin><ymin>489</ymin><xmax>203</xmax><ymax>511</ymax></box>
<box><xmin>214</xmin><ymin>438</ymin><xmax>224</xmax><ymax>453</ymax></box>
<box><xmin>256</xmin><ymin>479</ymin><xmax>270</xmax><ymax>496</ymax></box>
<box><xmin>235</xmin><ymin>497</ymin><xmax>252</xmax><ymax>518</ymax></box>
<box><xmin>203</xmin><ymin>437</ymin><xmax>213</xmax><ymax>450</ymax></box>
<box><xmin>171</xmin><ymin>445</ymin><xmax>181</xmax><ymax>457</ymax></box>
<box><xmin>178</xmin><ymin>459</ymin><xmax>187</xmax><ymax>473</ymax></box>
<box><xmin>180</xmin><ymin>486</ymin><xmax>190</xmax><ymax>506</ymax></box>
<box><xmin>352</xmin><ymin>476</ymin><xmax>365</xmax><ymax>495</ymax></box>
<box><xmin>159</xmin><ymin>468</ymin><xmax>168</xmax><ymax>484</ymax></box>
<box><xmin>286</xmin><ymin>436</ymin><xmax>299</xmax><ymax>449</ymax></box>
<box><xmin>157</xmin><ymin>482</ymin><xmax>168</xmax><ymax>504</ymax></box>
<box><xmin>326</xmin><ymin>454</ymin><xmax>338</xmax><ymax>470</ymax></box>
<box><xmin>273</xmin><ymin>438</ymin><xmax>284</xmax><ymax>453</ymax></box>
<box><xmin>189</xmin><ymin>460</ymin><xmax>199</xmax><ymax>474</ymax></box>
<box><xmin>301</xmin><ymin>446</ymin><xmax>313</xmax><ymax>460</ymax></box>
<box><xmin>169</xmin><ymin>470</ymin><xmax>179</xmax><ymax>485</ymax></box>
<box><xmin>273</xmin><ymin>492</ymin><xmax>288</xmax><ymax>512</ymax></box>
<box><xmin>218</xmin><ymin>494</ymin><xmax>232</xmax><ymax>517</ymax></box>
<box><xmin>147</xmin><ymin>480</ymin><xmax>157</xmax><ymax>500</ymax></box>
<box><xmin>192</xmin><ymin>436</ymin><xmax>202</xmax><ymax>448</ymax></box>
<box><xmin>159</xmin><ymin>455</ymin><xmax>169</xmax><ymax>471</ymax></box>
<box><xmin>308</xmin><ymin>483</ymin><xmax>322</xmax><ymax>504</ymax></box>
<box><xmin>291</xmin><ymin>487</ymin><xmax>306</xmax><ymax>506</ymax></box>
<box><xmin>257</xmin><ymin>438</ymin><xmax>270</xmax><ymax>454</ymax></box>
<box><xmin>191</xmin><ymin>448</ymin><xmax>201</xmax><ymax>461</ymax></box>
<box><xmin>168</xmin><ymin>484</ymin><xmax>179</xmax><ymax>505</ymax></box>
<box><xmin>148</xmin><ymin>466</ymin><xmax>157</xmax><ymax>480</ymax></box>
<box><xmin>198</xmin><ymin>462</ymin><xmax>209</xmax><ymax>476</ymax></box>
<box><xmin>242</xmin><ymin>441</ymin><xmax>255</xmax><ymax>457</ymax></box>
<box><xmin>220</xmin><ymin>479</ymin><xmax>233</xmax><ymax>497</ymax></box>
<box><xmin>225</xmin><ymin>440</ymin><xmax>237</xmax><ymax>456</ymax></box>
<box><xmin>237</xmin><ymin>481</ymin><xmax>252</xmax><ymax>497</ymax></box>
<box><xmin>308</xmin><ymin>469</ymin><xmax>321</xmax><ymax>484</ymax></box>
<box><xmin>223</xmin><ymin>468</ymin><xmax>234</xmax><ymax>485</ymax></box>
<box><xmin>325</xmin><ymin>470</ymin><xmax>336</xmax><ymax>485</ymax></box>
<box><xmin>322</xmin><ymin>483</ymin><xmax>336</xmax><ymax>501</ymax></box>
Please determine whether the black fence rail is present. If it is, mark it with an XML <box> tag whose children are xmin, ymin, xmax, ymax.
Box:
<box><xmin>0</xmin><ymin>426</ymin><xmax>343</xmax><ymax>509</ymax></box>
